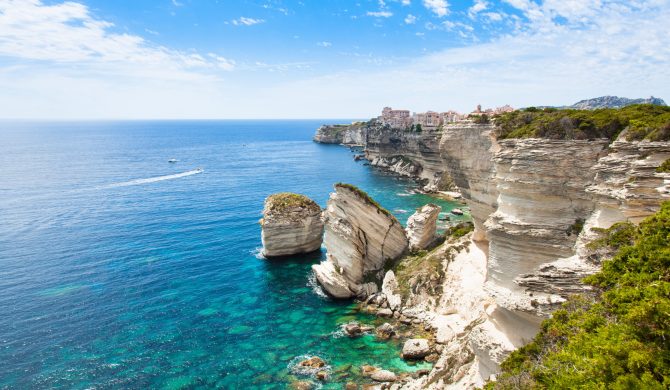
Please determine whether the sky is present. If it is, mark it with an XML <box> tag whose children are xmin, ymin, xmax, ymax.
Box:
<box><xmin>0</xmin><ymin>0</ymin><xmax>668</xmax><ymax>119</ymax></box>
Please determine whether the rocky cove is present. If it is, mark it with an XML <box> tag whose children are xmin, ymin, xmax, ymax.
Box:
<box><xmin>264</xmin><ymin>112</ymin><xmax>670</xmax><ymax>389</ymax></box>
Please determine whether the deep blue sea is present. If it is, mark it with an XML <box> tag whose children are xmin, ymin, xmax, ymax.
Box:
<box><xmin>0</xmin><ymin>120</ymin><xmax>468</xmax><ymax>389</ymax></box>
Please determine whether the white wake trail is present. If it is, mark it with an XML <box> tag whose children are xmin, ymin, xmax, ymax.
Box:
<box><xmin>103</xmin><ymin>168</ymin><xmax>204</xmax><ymax>189</ymax></box>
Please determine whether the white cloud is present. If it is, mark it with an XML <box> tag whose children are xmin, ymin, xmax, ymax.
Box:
<box><xmin>468</xmin><ymin>0</ymin><xmax>488</xmax><ymax>18</ymax></box>
<box><xmin>0</xmin><ymin>0</ymin><xmax>233</xmax><ymax>75</ymax></box>
<box><xmin>232</xmin><ymin>17</ymin><xmax>265</xmax><ymax>26</ymax></box>
<box><xmin>0</xmin><ymin>0</ymin><xmax>668</xmax><ymax>119</ymax></box>
<box><xmin>423</xmin><ymin>0</ymin><xmax>449</xmax><ymax>17</ymax></box>
<box><xmin>404</xmin><ymin>14</ymin><xmax>417</xmax><ymax>24</ymax></box>
<box><xmin>402</xmin><ymin>0</ymin><xmax>411</xmax><ymax>5</ymax></box>
<box><xmin>317</xmin><ymin>41</ymin><xmax>332</xmax><ymax>47</ymax></box>
<box><xmin>484</xmin><ymin>12</ymin><xmax>503</xmax><ymax>21</ymax></box>
<box><xmin>367</xmin><ymin>11</ymin><xmax>393</xmax><ymax>17</ymax></box>
<box><xmin>171</xmin><ymin>0</ymin><xmax>183</xmax><ymax>7</ymax></box>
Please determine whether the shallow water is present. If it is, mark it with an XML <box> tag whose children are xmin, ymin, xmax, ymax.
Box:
<box><xmin>0</xmin><ymin>120</ymin><xmax>468</xmax><ymax>388</ymax></box>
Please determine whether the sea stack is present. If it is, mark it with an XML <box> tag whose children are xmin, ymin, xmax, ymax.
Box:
<box><xmin>406</xmin><ymin>203</ymin><xmax>441</xmax><ymax>251</ymax></box>
<box><xmin>312</xmin><ymin>183</ymin><xmax>408</xmax><ymax>298</ymax></box>
<box><xmin>260</xmin><ymin>193</ymin><xmax>324</xmax><ymax>257</ymax></box>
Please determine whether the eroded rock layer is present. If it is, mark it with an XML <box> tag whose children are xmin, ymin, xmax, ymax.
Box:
<box><xmin>365</xmin><ymin>126</ymin><xmax>452</xmax><ymax>192</ymax></box>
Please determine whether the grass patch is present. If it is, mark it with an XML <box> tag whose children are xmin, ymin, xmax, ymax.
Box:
<box><xmin>265</xmin><ymin>192</ymin><xmax>320</xmax><ymax>213</ymax></box>
<box><xmin>657</xmin><ymin>159</ymin><xmax>670</xmax><ymax>173</ymax></box>
<box><xmin>446</xmin><ymin>221</ymin><xmax>474</xmax><ymax>240</ymax></box>
<box><xmin>393</xmin><ymin>248</ymin><xmax>445</xmax><ymax>300</ymax></box>
<box><xmin>334</xmin><ymin>183</ymin><xmax>394</xmax><ymax>218</ymax></box>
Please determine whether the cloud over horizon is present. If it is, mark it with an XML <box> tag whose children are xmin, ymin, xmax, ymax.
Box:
<box><xmin>0</xmin><ymin>0</ymin><xmax>667</xmax><ymax>119</ymax></box>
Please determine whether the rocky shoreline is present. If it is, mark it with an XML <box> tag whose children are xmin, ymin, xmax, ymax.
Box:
<box><xmin>306</xmin><ymin>116</ymin><xmax>670</xmax><ymax>388</ymax></box>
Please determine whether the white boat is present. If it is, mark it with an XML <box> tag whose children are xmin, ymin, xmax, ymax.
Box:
<box><xmin>451</xmin><ymin>208</ymin><xmax>464</xmax><ymax>215</ymax></box>
<box><xmin>168</xmin><ymin>159</ymin><xmax>178</xmax><ymax>163</ymax></box>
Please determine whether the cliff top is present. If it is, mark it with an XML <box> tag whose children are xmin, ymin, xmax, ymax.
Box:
<box><xmin>265</xmin><ymin>192</ymin><xmax>321</xmax><ymax>214</ymax></box>
<box><xmin>334</xmin><ymin>183</ymin><xmax>395</xmax><ymax>219</ymax></box>
<box><xmin>495</xmin><ymin>104</ymin><xmax>670</xmax><ymax>142</ymax></box>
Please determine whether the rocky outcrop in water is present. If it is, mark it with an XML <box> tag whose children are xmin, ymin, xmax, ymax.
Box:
<box><xmin>260</xmin><ymin>193</ymin><xmax>324</xmax><ymax>257</ymax></box>
<box><xmin>312</xmin><ymin>184</ymin><xmax>408</xmax><ymax>298</ymax></box>
<box><xmin>406</xmin><ymin>204</ymin><xmax>441</xmax><ymax>251</ymax></box>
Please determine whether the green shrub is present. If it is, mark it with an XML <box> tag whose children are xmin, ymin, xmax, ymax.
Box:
<box><xmin>656</xmin><ymin>159</ymin><xmax>670</xmax><ymax>173</ymax></box>
<box><xmin>494</xmin><ymin>104</ymin><xmax>670</xmax><ymax>142</ymax></box>
<box><xmin>446</xmin><ymin>221</ymin><xmax>474</xmax><ymax>239</ymax></box>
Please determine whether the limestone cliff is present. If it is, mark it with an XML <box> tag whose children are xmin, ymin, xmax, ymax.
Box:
<box><xmin>397</xmin><ymin>124</ymin><xmax>670</xmax><ymax>388</ymax></box>
<box><xmin>312</xmin><ymin>184</ymin><xmax>408</xmax><ymax>298</ymax></box>
<box><xmin>365</xmin><ymin>125</ymin><xmax>453</xmax><ymax>192</ymax></box>
<box><xmin>260</xmin><ymin>193</ymin><xmax>324</xmax><ymax>257</ymax></box>
<box><xmin>314</xmin><ymin>121</ymin><xmax>453</xmax><ymax>192</ymax></box>
<box><xmin>313</xmin><ymin>115</ymin><xmax>670</xmax><ymax>387</ymax></box>
<box><xmin>354</xmin><ymin>120</ymin><xmax>670</xmax><ymax>388</ymax></box>
<box><xmin>313</xmin><ymin>123</ymin><xmax>367</xmax><ymax>145</ymax></box>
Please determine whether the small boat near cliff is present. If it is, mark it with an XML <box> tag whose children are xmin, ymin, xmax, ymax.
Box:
<box><xmin>451</xmin><ymin>208</ymin><xmax>464</xmax><ymax>215</ymax></box>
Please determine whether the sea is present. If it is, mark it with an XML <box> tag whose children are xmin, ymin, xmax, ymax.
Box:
<box><xmin>0</xmin><ymin>120</ymin><xmax>469</xmax><ymax>389</ymax></box>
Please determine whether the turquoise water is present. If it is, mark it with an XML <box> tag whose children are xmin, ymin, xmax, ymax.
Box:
<box><xmin>0</xmin><ymin>120</ymin><xmax>468</xmax><ymax>388</ymax></box>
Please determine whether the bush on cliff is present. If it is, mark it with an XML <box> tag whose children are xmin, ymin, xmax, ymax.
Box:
<box><xmin>494</xmin><ymin>104</ymin><xmax>670</xmax><ymax>142</ymax></box>
<box><xmin>490</xmin><ymin>202</ymin><xmax>670</xmax><ymax>389</ymax></box>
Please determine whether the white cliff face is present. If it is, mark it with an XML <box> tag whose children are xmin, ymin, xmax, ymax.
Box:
<box><xmin>312</xmin><ymin>184</ymin><xmax>408</xmax><ymax>298</ymax></box>
<box><xmin>439</xmin><ymin>123</ymin><xmax>499</xmax><ymax>241</ymax></box>
<box><xmin>401</xmin><ymin>126</ymin><xmax>670</xmax><ymax>388</ymax></box>
<box><xmin>260</xmin><ymin>193</ymin><xmax>324</xmax><ymax>257</ymax></box>
<box><xmin>406</xmin><ymin>204</ymin><xmax>441</xmax><ymax>251</ymax></box>
<box><xmin>313</xmin><ymin>124</ymin><xmax>367</xmax><ymax>145</ymax></box>
<box><xmin>484</xmin><ymin>138</ymin><xmax>609</xmax><ymax>313</ymax></box>
<box><xmin>365</xmin><ymin>127</ymin><xmax>453</xmax><ymax>192</ymax></box>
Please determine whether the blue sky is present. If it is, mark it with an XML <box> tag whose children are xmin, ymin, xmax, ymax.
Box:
<box><xmin>0</xmin><ymin>0</ymin><xmax>668</xmax><ymax>118</ymax></box>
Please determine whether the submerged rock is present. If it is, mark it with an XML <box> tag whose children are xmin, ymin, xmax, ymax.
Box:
<box><xmin>406</xmin><ymin>204</ymin><xmax>441</xmax><ymax>251</ymax></box>
<box><xmin>290</xmin><ymin>381</ymin><xmax>314</xmax><ymax>390</ymax></box>
<box><xmin>370</xmin><ymin>369</ymin><xmax>397</xmax><ymax>382</ymax></box>
<box><xmin>313</xmin><ymin>184</ymin><xmax>408</xmax><ymax>298</ymax></box>
<box><xmin>261</xmin><ymin>193</ymin><xmax>324</xmax><ymax>257</ymax></box>
<box><xmin>299</xmin><ymin>356</ymin><xmax>326</xmax><ymax>369</ymax></box>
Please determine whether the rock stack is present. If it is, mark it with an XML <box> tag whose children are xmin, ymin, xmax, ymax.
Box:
<box><xmin>312</xmin><ymin>184</ymin><xmax>408</xmax><ymax>298</ymax></box>
<box><xmin>406</xmin><ymin>203</ymin><xmax>441</xmax><ymax>251</ymax></box>
<box><xmin>260</xmin><ymin>193</ymin><xmax>324</xmax><ymax>257</ymax></box>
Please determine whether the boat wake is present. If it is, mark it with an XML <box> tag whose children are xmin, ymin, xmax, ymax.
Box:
<box><xmin>103</xmin><ymin>169</ymin><xmax>203</xmax><ymax>189</ymax></box>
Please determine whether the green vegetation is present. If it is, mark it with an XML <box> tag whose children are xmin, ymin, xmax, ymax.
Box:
<box><xmin>490</xmin><ymin>202</ymin><xmax>670</xmax><ymax>389</ymax></box>
<box><xmin>265</xmin><ymin>192</ymin><xmax>320</xmax><ymax>213</ymax></box>
<box><xmin>472</xmin><ymin>114</ymin><xmax>490</xmax><ymax>124</ymax></box>
<box><xmin>657</xmin><ymin>158</ymin><xmax>670</xmax><ymax>173</ymax></box>
<box><xmin>565</xmin><ymin>218</ymin><xmax>585</xmax><ymax>237</ymax></box>
<box><xmin>446</xmin><ymin>221</ymin><xmax>474</xmax><ymax>239</ymax></box>
<box><xmin>494</xmin><ymin>104</ymin><xmax>670</xmax><ymax>142</ymax></box>
<box><xmin>392</xmin><ymin>247</ymin><xmax>447</xmax><ymax>299</ymax></box>
<box><xmin>334</xmin><ymin>183</ymin><xmax>394</xmax><ymax>218</ymax></box>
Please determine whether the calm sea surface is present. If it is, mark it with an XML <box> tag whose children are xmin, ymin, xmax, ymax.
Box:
<box><xmin>0</xmin><ymin>120</ymin><xmax>468</xmax><ymax>389</ymax></box>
